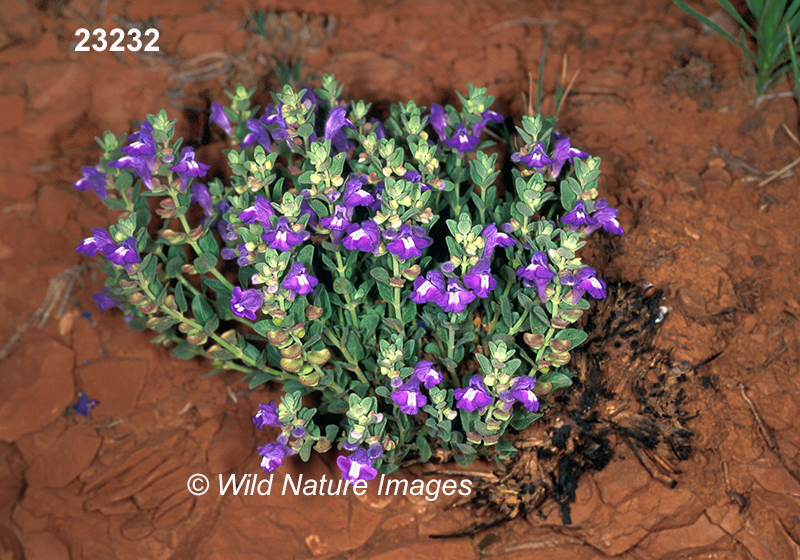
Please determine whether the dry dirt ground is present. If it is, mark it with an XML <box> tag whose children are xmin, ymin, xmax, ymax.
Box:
<box><xmin>1</xmin><ymin>0</ymin><xmax>800</xmax><ymax>558</ymax></box>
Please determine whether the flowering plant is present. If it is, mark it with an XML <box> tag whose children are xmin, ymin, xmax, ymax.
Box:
<box><xmin>74</xmin><ymin>75</ymin><xmax>623</xmax><ymax>483</ymax></box>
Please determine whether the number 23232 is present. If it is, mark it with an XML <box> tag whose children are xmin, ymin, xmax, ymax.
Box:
<box><xmin>74</xmin><ymin>28</ymin><xmax>159</xmax><ymax>52</ymax></box>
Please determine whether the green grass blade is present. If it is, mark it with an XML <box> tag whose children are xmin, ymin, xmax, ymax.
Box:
<box><xmin>715</xmin><ymin>0</ymin><xmax>758</xmax><ymax>35</ymax></box>
<box><xmin>673</xmin><ymin>0</ymin><xmax>754</xmax><ymax>45</ymax></box>
<box><xmin>788</xmin><ymin>24</ymin><xmax>800</xmax><ymax>100</ymax></box>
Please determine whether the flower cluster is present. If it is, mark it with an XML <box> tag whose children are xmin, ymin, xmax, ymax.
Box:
<box><xmin>73</xmin><ymin>76</ymin><xmax>624</xmax><ymax>483</ymax></box>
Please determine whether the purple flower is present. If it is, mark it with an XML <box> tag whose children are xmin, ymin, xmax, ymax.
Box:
<box><xmin>585</xmin><ymin>199</ymin><xmax>624</xmax><ymax>235</ymax></box>
<box><xmin>230</xmin><ymin>286</ymin><xmax>263</xmax><ymax>320</ymax></box>
<box><xmin>562</xmin><ymin>267</ymin><xmax>607</xmax><ymax>302</ymax></box>
<box><xmin>367</xmin><ymin>444</ymin><xmax>383</xmax><ymax>460</ymax></box>
<box><xmin>481</xmin><ymin>223</ymin><xmax>516</xmax><ymax>258</ymax></box>
<box><xmin>324</xmin><ymin>106</ymin><xmax>355</xmax><ymax>152</ymax></box>
<box><xmin>439</xmin><ymin>277</ymin><xmax>476</xmax><ymax>313</ymax></box>
<box><xmin>258</xmin><ymin>442</ymin><xmax>294</xmax><ymax>473</ymax></box>
<box><xmin>262</xmin><ymin>217</ymin><xmax>309</xmax><ymax>252</ymax></box>
<box><xmin>191</xmin><ymin>183</ymin><xmax>213</xmax><ymax>217</ymax></box>
<box><xmin>413</xmin><ymin>361</ymin><xmax>443</xmax><ymax>389</ymax></box>
<box><xmin>91</xmin><ymin>287</ymin><xmax>121</xmax><ymax>312</ymax></box>
<box><xmin>429</xmin><ymin>103</ymin><xmax>449</xmax><ymax>141</ymax></box>
<box><xmin>106</xmin><ymin>238</ymin><xmax>141</xmax><ymax>267</ymax></box>
<box><xmin>170</xmin><ymin>147</ymin><xmax>210</xmax><ymax>192</ymax></box>
<box><xmin>281</xmin><ymin>262</ymin><xmax>318</xmax><ymax>296</ymax></box>
<box><xmin>291</xmin><ymin>425</ymin><xmax>306</xmax><ymax>438</ymax></box>
<box><xmin>370</xmin><ymin>184</ymin><xmax>384</xmax><ymax>212</ymax></box>
<box><xmin>320</xmin><ymin>204</ymin><xmax>353</xmax><ymax>233</ymax></box>
<box><xmin>384</xmin><ymin>224</ymin><xmax>432</xmax><ymax>260</ymax></box>
<box><xmin>444</xmin><ymin>123</ymin><xmax>480</xmax><ymax>152</ymax></box>
<box><xmin>343</xmin><ymin>220</ymin><xmax>382</xmax><ymax>253</ymax></box>
<box><xmin>463</xmin><ymin>260</ymin><xmax>497</xmax><ymax>299</ymax></box>
<box><xmin>238</xmin><ymin>196</ymin><xmax>275</xmax><ymax>226</ymax></box>
<box><xmin>410</xmin><ymin>269</ymin><xmax>446</xmax><ymax>305</ymax></box>
<box><xmin>472</xmin><ymin>109</ymin><xmax>503</xmax><ymax>137</ymax></box>
<box><xmin>73</xmin><ymin>166</ymin><xmax>108</xmax><ymax>200</ymax></box>
<box><xmin>391</xmin><ymin>380</ymin><xmax>427</xmax><ymax>414</ymax></box>
<box><xmin>516</xmin><ymin>251</ymin><xmax>555</xmax><ymax>301</ymax></box>
<box><xmin>510</xmin><ymin>376</ymin><xmax>539</xmax><ymax>412</ymax></box>
<box><xmin>76</xmin><ymin>228</ymin><xmax>114</xmax><ymax>257</ymax></box>
<box><xmin>550</xmin><ymin>133</ymin><xmax>589</xmax><ymax>178</ymax></box>
<box><xmin>342</xmin><ymin>175</ymin><xmax>375</xmax><ymax>208</ymax></box>
<box><xmin>108</xmin><ymin>122</ymin><xmax>157</xmax><ymax>189</ymax></box>
<box><xmin>74</xmin><ymin>392</ymin><xmax>99</xmax><ymax>417</ymax></box>
<box><xmin>453</xmin><ymin>376</ymin><xmax>494</xmax><ymax>412</ymax></box>
<box><xmin>242</xmin><ymin>117</ymin><xmax>273</xmax><ymax>150</ymax></box>
<box><xmin>511</xmin><ymin>142</ymin><xmax>554</xmax><ymax>170</ymax></box>
<box><xmin>209</xmin><ymin>102</ymin><xmax>233</xmax><ymax>136</ymax></box>
<box><xmin>299</xmin><ymin>199</ymin><xmax>318</xmax><ymax>230</ymax></box>
<box><xmin>368</xmin><ymin>118</ymin><xmax>386</xmax><ymax>140</ymax></box>
<box><xmin>561</xmin><ymin>200</ymin><xmax>594</xmax><ymax>228</ymax></box>
<box><xmin>337</xmin><ymin>449</ymin><xmax>378</xmax><ymax>484</ymax></box>
<box><xmin>253</xmin><ymin>401</ymin><xmax>282</xmax><ymax>429</ymax></box>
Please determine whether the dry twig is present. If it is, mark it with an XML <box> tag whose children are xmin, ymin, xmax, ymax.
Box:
<box><xmin>0</xmin><ymin>264</ymin><xmax>90</xmax><ymax>361</ymax></box>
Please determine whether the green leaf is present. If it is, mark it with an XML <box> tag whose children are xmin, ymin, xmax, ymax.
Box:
<box><xmin>554</xmin><ymin>328</ymin><xmax>588</xmax><ymax>347</ymax></box>
<box><xmin>296</xmin><ymin>244</ymin><xmax>314</xmax><ymax>269</ymax></box>
<box><xmin>172</xmin><ymin>341</ymin><xmax>202</xmax><ymax>360</ymax></box>
<box><xmin>193</xmin><ymin>253</ymin><xmax>218</xmax><ymax>274</ymax></box>
<box><xmin>375</xmin><ymin>386</ymin><xmax>391</xmax><ymax>398</ymax></box>
<box><xmin>248</xmin><ymin>373</ymin><xmax>272</xmax><ymax>389</ymax></box>
<box><xmin>475</xmin><ymin>352</ymin><xmax>493</xmax><ymax>374</ymax></box>
<box><xmin>538</xmin><ymin>370</ymin><xmax>572</xmax><ymax>390</ymax></box>
<box><xmin>192</xmin><ymin>295</ymin><xmax>215</xmax><ymax>325</ymax></box>
<box><xmin>510</xmin><ymin>410</ymin><xmax>542</xmax><ymax>430</ymax></box>
<box><xmin>415</xmin><ymin>435</ymin><xmax>432</xmax><ymax>462</ymax></box>
<box><xmin>333</xmin><ymin>277</ymin><xmax>353</xmax><ymax>295</ymax></box>
<box><xmin>370</xmin><ymin>268</ymin><xmax>391</xmax><ymax>285</ymax></box>
<box><xmin>359</xmin><ymin>313</ymin><xmax>381</xmax><ymax>339</ymax></box>
<box><xmin>344</xmin><ymin>330</ymin><xmax>365</xmax><ymax>362</ymax></box>
<box><xmin>174</xmin><ymin>282</ymin><xmax>188</xmax><ymax>312</ymax></box>
<box><xmin>198</xmin><ymin>233</ymin><xmax>219</xmax><ymax>256</ymax></box>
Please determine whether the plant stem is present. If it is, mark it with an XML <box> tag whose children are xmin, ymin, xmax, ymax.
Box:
<box><xmin>391</xmin><ymin>256</ymin><xmax>403</xmax><ymax>322</ymax></box>
<box><xmin>446</xmin><ymin>321</ymin><xmax>459</xmax><ymax>384</ymax></box>
<box><xmin>137</xmin><ymin>272</ymin><xmax>288</xmax><ymax>380</ymax></box>
<box><xmin>170</xmin><ymin>192</ymin><xmax>235</xmax><ymax>292</ymax></box>
<box><xmin>324</xmin><ymin>327</ymin><xmax>368</xmax><ymax>385</ymax></box>
<box><xmin>335</xmin><ymin>251</ymin><xmax>360</xmax><ymax>330</ymax></box>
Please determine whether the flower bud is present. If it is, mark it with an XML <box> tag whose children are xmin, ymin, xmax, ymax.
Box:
<box><xmin>128</xmin><ymin>292</ymin><xmax>148</xmax><ymax>306</ymax></box>
<box><xmin>389</xmin><ymin>276</ymin><xmax>405</xmax><ymax>288</ymax></box>
<box><xmin>280</xmin><ymin>343</ymin><xmax>302</xmax><ymax>360</ymax></box>
<box><xmin>305</xmin><ymin>305</ymin><xmax>323</xmax><ymax>320</ymax></box>
<box><xmin>401</xmin><ymin>265</ymin><xmax>421</xmax><ymax>281</ymax></box>
<box><xmin>186</xmin><ymin>331</ymin><xmax>208</xmax><ymax>345</ymax></box>
<box><xmin>299</xmin><ymin>369</ymin><xmax>320</xmax><ymax>387</ymax></box>
<box><xmin>533</xmin><ymin>380</ymin><xmax>552</xmax><ymax>396</ymax></box>
<box><xmin>280</xmin><ymin>357</ymin><xmax>303</xmax><ymax>373</ymax></box>
<box><xmin>307</xmin><ymin>349</ymin><xmax>331</xmax><ymax>365</ymax></box>
<box><xmin>266</xmin><ymin>329</ymin><xmax>290</xmax><ymax>346</ymax></box>
<box><xmin>160</xmin><ymin>229</ymin><xmax>186</xmax><ymax>244</ymax></box>
<box><xmin>550</xmin><ymin>351</ymin><xmax>571</xmax><ymax>366</ymax></box>
<box><xmin>221</xmin><ymin>330</ymin><xmax>238</xmax><ymax>344</ymax></box>
<box><xmin>549</xmin><ymin>339</ymin><xmax>572</xmax><ymax>352</ymax></box>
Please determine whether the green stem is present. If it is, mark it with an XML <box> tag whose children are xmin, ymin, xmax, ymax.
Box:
<box><xmin>391</xmin><ymin>256</ymin><xmax>403</xmax><ymax>322</ymax></box>
<box><xmin>171</xmin><ymin>192</ymin><xmax>235</xmax><ymax>292</ymax></box>
<box><xmin>137</xmin><ymin>273</ymin><xmax>289</xmax><ymax>381</ymax></box>
<box><xmin>324</xmin><ymin>328</ymin><xmax>368</xmax><ymax>385</ymax></box>
<box><xmin>508</xmin><ymin>309</ymin><xmax>530</xmax><ymax>336</ymax></box>
<box><xmin>335</xmin><ymin>251</ymin><xmax>360</xmax><ymax>330</ymax></box>
<box><xmin>535</xmin><ymin>287</ymin><xmax>561</xmax><ymax>362</ymax></box>
<box><xmin>445</xmin><ymin>321</ymin><xmax>459</xmax><ymax>384</ymax></box>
